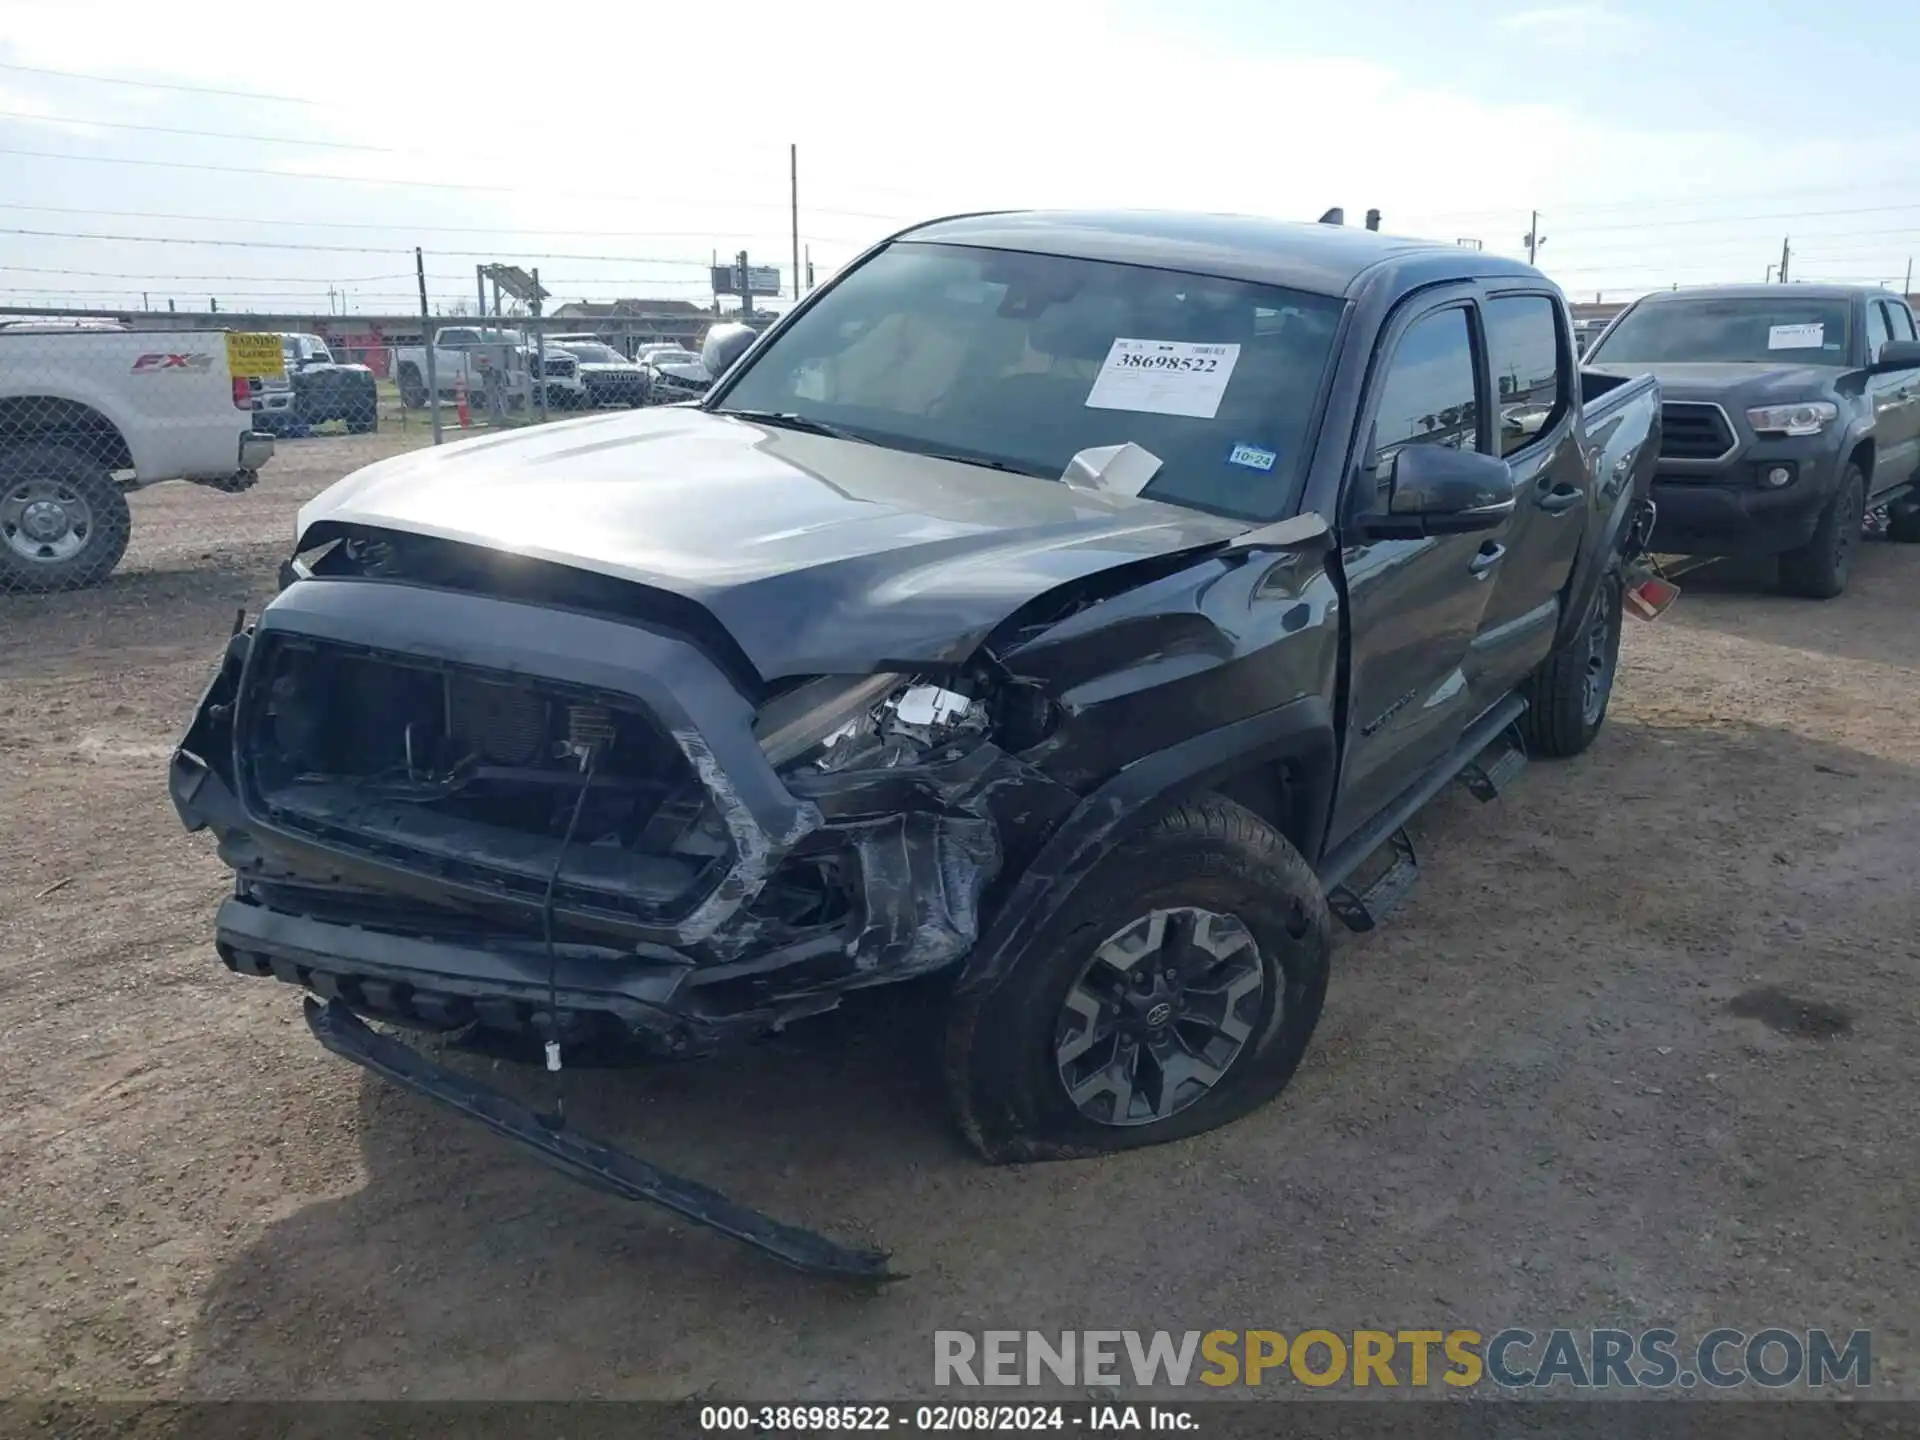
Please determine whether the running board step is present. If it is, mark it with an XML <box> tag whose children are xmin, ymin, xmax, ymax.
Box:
<box><xmin>1327</xmin><ymin>829</ymin><xmax>1418</xmax><ymax>933</ymax></box>
<box><xmin>1458</xmin><ymin>730</ymin><xmax>1528</xmax><ymax>803</ymax></box>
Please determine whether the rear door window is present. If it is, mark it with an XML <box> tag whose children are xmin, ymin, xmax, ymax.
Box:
<box><xmin>1483</xmin><ymin>295</ymin><xmax>1567</xmax><ymax>456</ymax></box>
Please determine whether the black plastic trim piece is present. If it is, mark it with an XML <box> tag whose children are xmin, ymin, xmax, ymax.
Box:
<box><xmin>304</xmin><ymin>997</ymin><xmax>896</xmax><ymax>1282</ymax></box>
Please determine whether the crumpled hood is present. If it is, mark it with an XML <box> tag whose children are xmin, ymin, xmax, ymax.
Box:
<box><xmin>1586</xmin><ymin>361</ymin><xmax>1851</xmax><ymax>407</ymax></box>
<box><xmin>653</xmin><ymin>362</ymin><xmax>710</xmax><ymax>383</ymax></box>
<box><xmin>295</xmin><ymin>406</ymin><xmax>1244</xmax><ymax>679</ymax></box>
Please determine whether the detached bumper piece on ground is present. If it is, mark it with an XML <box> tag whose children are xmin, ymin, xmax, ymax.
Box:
<box><xmin>304</xmin><ymin>997</ymin><xmax>895</xmax><ymax>1282</ymax></box>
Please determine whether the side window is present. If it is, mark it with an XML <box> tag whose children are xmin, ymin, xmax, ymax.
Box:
<box><xmin>1365</xmin><ymin>306</ymin><xmax>1482</xmax><ymax>503</ymax></box>
<box><xmin>1484</xmin><ymin>294</ymin><xmax>1566</xmax><ymax>457</ymax></box>
<box><xmin>1885</xmin><ymin>301</ymin><xmax>1916</xmax><ymax>343</ymax></box>
<box><xmin>1865</xmin><ymin>302</ymin><xmax>1891</xmax><ymax>361</ymax></box>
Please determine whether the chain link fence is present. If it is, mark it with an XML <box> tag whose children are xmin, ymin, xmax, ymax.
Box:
<box><xmin>0</xmin><ymin>301</ymin><xmax>739</xmax><ymax>595</ymax></box>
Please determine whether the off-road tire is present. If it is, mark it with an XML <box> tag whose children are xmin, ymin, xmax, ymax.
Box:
<box><xmin>397</xmin><ymin>365</ymin><xmax>428</xmax><ymax>410</ymax></box>
<box><xmin>0</xmin><ymin>443</ymin><xmax>133</xmax><ymax>593</ymax></box>
<box><xmin>1779</xmin><ymin>464</ymin><xmax>1866</xmax><ymax>599</ymax></box>
<box><xmin>1521</xmin><ymin>564</ymin><xmax>1624</xmax><ymax>759</ymax></box>
<box><xmin>944</xmin><ymin>795</ymin><xmax>1332</xmax><ymax>1162</ymax></box>
<box><xmin>1886</xmin><ymin>498</ymin><xmax>1920</xmax><ymax>544</ymax></box>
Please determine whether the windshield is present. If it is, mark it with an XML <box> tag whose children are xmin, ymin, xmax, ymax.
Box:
<box><xmin>1590</xmin><ymin>297</ymin><xmax>1852</xmax><ymax>366</ymax></box>
<box><xmin>560</xmin><ymin>342</ymin><xmax>623</xmax><ymax>363</ymax></box>
<box><xmin>713</xmin><ymin>242</ymin><xmax>1344</xmax><ymax>522</ymax></box>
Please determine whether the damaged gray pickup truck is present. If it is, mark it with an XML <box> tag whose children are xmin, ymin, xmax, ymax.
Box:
<box><xmin>170</xmin><ymin>211</ymin><xmax>1664</xmax><ymax>1278</ymax></box>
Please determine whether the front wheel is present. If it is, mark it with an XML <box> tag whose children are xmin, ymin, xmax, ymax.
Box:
<box><xmin>397</xmin><ymin>366</ymin><xmax>428</xmax><ymax>409</ymax></box>
<box><xmin>945</xmin><ymin>796</ymin><xmax>1332</xmax><ymax>1161</ymax></box>
<box><xmin>1520</xmin><ymin>564</ymin><xmax>1624</xmax><ymax>759</ymax></box>
<box><xmin>1778</xmin><ymin>463</ymin><xmax>1866</xmax><ymax>599</ymax></box>
<box><xmin>0</xmin><ymin>443</ymin><xmax>133</xmax><ymax>593</ymax></box>
<box><xmin>1887</xmin><ymin>498</ymin><xmax>1920</xmax><ymax>544</ymax></box>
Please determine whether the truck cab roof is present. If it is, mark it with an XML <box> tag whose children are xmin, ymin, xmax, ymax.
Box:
<box><xmin>898</xmin><ymin>209</ymin><xmax>1546</xmax><ymax>300</ymax></box>
<box><xmin>1633</xmin><ymin>283</ymin><xmax>1893</xmax><ymax>304</ymax></box>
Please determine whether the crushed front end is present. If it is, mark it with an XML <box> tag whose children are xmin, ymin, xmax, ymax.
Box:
<box><xmin>169</xmin><ymin>531</ymin><xmax>1077</xmax><ymax>1276</ymax></box>
<box><xmin>172</xmin><ymin>534</ymin><xmax>1070</xmax><ymax>1063</ymax></box>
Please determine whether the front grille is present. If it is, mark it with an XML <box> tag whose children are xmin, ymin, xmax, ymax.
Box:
<box><xmin>235</xmin><ymin>636</ymin><xmax>734</xmax><ymax>923</ymax></box>
<box><xmin>543</xmin><ymin>356</ymin><xmax>576</xmax><ymax>377</ymax></box>
<box><xmin>1660</xmin><ymin>402</ymin><xmax>1736</xmax><ymax>461</ymax></box>
<box><xmin>585</xmin><ymin>374</ymin><xmax>649</xmax><ymax>402</ymax></box>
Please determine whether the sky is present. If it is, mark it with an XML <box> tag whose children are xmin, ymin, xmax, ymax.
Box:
<box><xmin>0</xmin><ymin>0</ymin><xmax>1915</xmax><ymax>317</ymax></box>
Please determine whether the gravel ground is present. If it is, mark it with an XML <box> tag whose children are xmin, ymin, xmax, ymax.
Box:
<box><xmin>1</xmin><ymin>432</ymin><xmax>1915</xmax><ymax>1404</ymax></box>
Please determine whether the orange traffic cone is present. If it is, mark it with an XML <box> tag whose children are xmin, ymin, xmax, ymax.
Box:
<box><xmin>455</xmin><ymin>375</ymin><xmax>471</xmax><ymax>428</ymax></box>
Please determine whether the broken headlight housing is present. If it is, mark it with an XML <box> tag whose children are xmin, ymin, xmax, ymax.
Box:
<box><xmin>753</xmin><ymin>673</ymin><xmax>989</xmax><ymax>774</ymax></box>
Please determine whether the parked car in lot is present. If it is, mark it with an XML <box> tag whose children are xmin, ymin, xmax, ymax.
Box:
<box><xmin>277</xmin><ymin>333</ymin><xmax>378</xmax><ymax>434</ymax></box>
<box><xmin>1585</xmin><ymin>284</ymin><xmax>1920</xmax><ymax>597</ymax></box>
<box><xmin>394</xmin><ymin>326</ymin><xmax>561</xmax><ymax>409</ymax></box>
<box><xmin>169</xmin><ymin>210</ymin><xmax>1660</xmax><ymax>1275</ymax></box>
<box><xmin>1</xmin><ymin>322</ymin><xmax>273</xmax><ymax>591</ymax></box>
<box><xmin>637</xmin><ymin>345</ymin><xmax>711</xmax><ymax>402</ymax></box>
<box><xmin>546</xmin><ymin>334</ymin><xmax>651</xmax><ymax>407</ymax></box>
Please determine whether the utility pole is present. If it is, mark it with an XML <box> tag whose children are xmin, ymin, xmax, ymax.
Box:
<box><xmin>1778</xmin><ymin>236</ymin><xmax>1791</xmax><ymax>284</ymax></box>
<box><xmin>738</xmin><ymin>249</ymin><xmax>753</xmax><ymax>319</ymax></box>
<box><xmin>1905</xmin><ymin>256</ymin><xmax>1913</xmax><ymax>297</ymax></box>
<box><xmin>805</xmin><ymin>244</ymin><xmax>815</xmax><ymax>293</ymax></box>
<box><xmin>419</xmin><ymin>247</ymin><xmax>443</xmax><ymax>446</ymax></box>
<box><xmin>141</xmin><ymin>291</ymin><xmax>149</xmax><ymax>311</ymax></box>
<box><xmin>1523</xmin><ymin>210</ymin><xmax>1545</xmax><ymax>265</ymax></box>
<box><xmin>1766</xmin><ymin>264</ymin><xmax>1776</xmax><ymax>283</ymax></box>
<box><xmin>790</xmin><ymin>143</ymin><xmax>801</xmax><ymax>302</ymax></box>
<box><xmin>531</xmin><ymin>266</ymin><xmax>547</xmax><ymax>424</ymax></box>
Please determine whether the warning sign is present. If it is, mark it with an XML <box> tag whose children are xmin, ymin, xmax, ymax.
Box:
<box><xmin>225</xmin><ymin>331</ymin><xmax>286</xmax><ymax>379</ymax></box>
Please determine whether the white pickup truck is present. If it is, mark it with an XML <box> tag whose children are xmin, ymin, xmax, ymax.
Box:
<box><xmin>0</xmin><ymin>321</ymin><xmax>275</xmax><ymax>592</ymax></box>
<box><xmin>393</xmin><ymin>326</ymin><xmax>581</xmax><ymax>411</ymax></box>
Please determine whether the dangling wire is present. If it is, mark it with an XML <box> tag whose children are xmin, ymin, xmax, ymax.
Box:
<box><xmin>538</xmin><ymin>741</ymin><xmax>601</xmax><ymax>1131</ymax></box>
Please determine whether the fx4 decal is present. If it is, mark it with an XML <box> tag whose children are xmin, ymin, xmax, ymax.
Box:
<box><xmin>132</xmin><ymin>353</ymin><xmax>215</xmax><ymax>372</ymax></box>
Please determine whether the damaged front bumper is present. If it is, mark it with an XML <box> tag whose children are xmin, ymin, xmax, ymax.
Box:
<box><xmin>303</xmin><ymin>996</ymin><xmax>894</xmax><ymax>1280</ymax></box>
<box><xmin>170</xmin><ymin>576</ymin><xmax>1071</xmax><ymax>1056</ymax></box>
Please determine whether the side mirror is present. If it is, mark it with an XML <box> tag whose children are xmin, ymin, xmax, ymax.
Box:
<box><xmin>1869</xmin><ymin>339</ymin><xmax>1920</xmax><ymax>373</ymax></box>
<box><xmin>1362</xmin><ymin>445</ymin><xmax>1517</xmax><ymax>539</ymax></box>
<box><xmin>702</xmin><ymin>322</ymin><xmax>758</xmax><ymax>380</ymax></box>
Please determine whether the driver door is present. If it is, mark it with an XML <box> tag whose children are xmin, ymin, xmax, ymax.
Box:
<box><xmin>1325</xmin><ymin>289</ymin><xmax>1508</xmax><ymax>850</ymax></box>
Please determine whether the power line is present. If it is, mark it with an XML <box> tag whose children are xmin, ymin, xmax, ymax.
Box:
<box><xmin>0</xmin><ymin>108</ymin><xmax>393</xmax><ymax>152</ymax></box>
<box><xmin>0</xmin><ymin>201</ymin><xmax>879</xmax><ymax>245</ymax></box>
<box><xmin>1401</xmin><ymin>182</ymin><xmax>1920</xmax><ymax>225</ymax></box>
<box><xmin>0</xmin><ymin>226</ymin><xmax>718</xmax><ymax>266</ymax></box>
<box><xmin>0</xmin><ymin>224</ymin><xmax>409</xmax><ymax>254</ymax></box>
<box><xmin>0</xmin><ymin>263</ymin><xmax>415</xmax><ymax>282</ymax></box>
<box><xmin>0</xmin><ymin>60</ymin><xmax>321</xmax><ymax>104</ymax></box>
<box><xmin>0</xmin><ymin>146</ymin><xmax>907</xmax><ymax>220</ymax></box>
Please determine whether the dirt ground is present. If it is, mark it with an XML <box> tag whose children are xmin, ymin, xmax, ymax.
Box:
<box><xmin>1</xmin><ymin>432</ymin><xmax>1915</xmax><ymax>1403</ymax></box>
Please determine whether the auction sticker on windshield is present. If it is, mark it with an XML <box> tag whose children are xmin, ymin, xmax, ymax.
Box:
<box><xmin>1768</xmin><ymin>323</ymin><xmax>1825</xmax><ymax>350</ymax></box>
<box><xmin>1085</xmin><ymin>338</ymin><xmax>1241</xmax><ymax>419</ymax></box>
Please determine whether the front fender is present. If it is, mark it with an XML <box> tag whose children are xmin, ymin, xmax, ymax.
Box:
<box><xmin>952</xmin><ymin>694</ymin><xmax>1336</xmax><ymax>998</ymax></box>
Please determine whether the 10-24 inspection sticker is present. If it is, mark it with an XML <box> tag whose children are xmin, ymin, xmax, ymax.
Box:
<box><xmin>1084</xmin><ymin>338</ymin><xmax>1240</xmax><ymax>419</ymax></box>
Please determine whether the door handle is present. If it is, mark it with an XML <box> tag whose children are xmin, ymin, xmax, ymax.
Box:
<box><xmin>1468</xmin><ymin>542</ymin><xmax>1505</xmax><ymax>576</ymax></box>
<box><xmin>1538</xmin><ymin>484</ymin><xmax>1584</xmax><ymax>514</ymax></box>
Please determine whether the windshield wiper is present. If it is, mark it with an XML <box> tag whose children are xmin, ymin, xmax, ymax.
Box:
<box><xmin>718</xmin><ymin>409</ymin><xmax>874</xmax><ymax>444</ymax></box>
